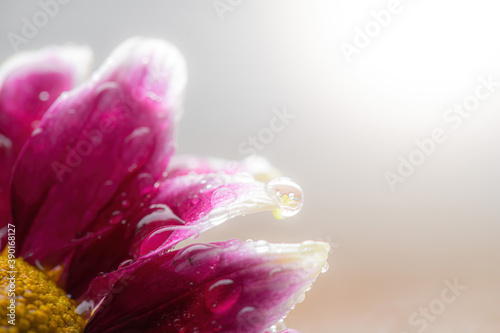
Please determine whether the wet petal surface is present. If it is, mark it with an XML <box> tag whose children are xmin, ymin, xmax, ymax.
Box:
<box><xmin>0</xmin><ymin>44</ymin><xmax>92</xmax><ymax>241</ymax></box>
<box><xmin>10</xmin><ymin>38</ymin><xmax>186</xmax><ymax>294</ymax></box>
<box><xmin>81</xmin><ymin>240</ymin><xmax>330</xmax><ymax>333</ymax></box>
<box><xmin>131</xmin><ymin>171</ymin><xmax>303</xmax><ymax>258</ymax></box>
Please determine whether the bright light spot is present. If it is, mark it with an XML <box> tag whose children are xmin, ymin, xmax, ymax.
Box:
<box><xmin>317</xmin><ymin>0</ymin><xmax>500</xmax><ymax>103</ymax></box>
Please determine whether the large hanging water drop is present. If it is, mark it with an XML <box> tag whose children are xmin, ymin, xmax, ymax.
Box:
<box><xmin>265</xmin><ymin>177</ymin><xmax>304</xmax><ymax>219</ymax></box>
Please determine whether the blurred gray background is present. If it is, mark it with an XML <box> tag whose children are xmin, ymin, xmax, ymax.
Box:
<box><xmin>2</xmin><ymin>0</ymin><xmax>500</xmax><ymax>332</ymax></box>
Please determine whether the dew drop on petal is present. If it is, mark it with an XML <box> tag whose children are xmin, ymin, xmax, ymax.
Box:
<box><xmin>267</xmin><ymin>318</ymin><xmax>286</xmax><ymax>333</ymax></box>
<box><xmin>30</xmin><ymin>128</ymin><xmax>45</xmax><ymax>150</ymax></box>
<box><xmin>237</xmin><ymin>306</ymin><xmax>265</xmax><ymax>331</ymax></box>
<box><xmin>0</xmin><ymin>134</ymin><xmax>12</xmax><ymax>150</ymax></box>
<box><xmin>299</xmin><ymin>240</ymin><xmax>317</xmax><ymax>255</ymax></box>
<box><xmin>38</xmin><ymin>91</ymin><xmax>50</xmax><ymax>101</ymax></box>
<box><xmin>210</xmin><ymin>187</ymin><xmax>237</xmax><ymax>208</ymax></box>
<box><xmin>207</xmin><ymin>207</ymin><xmax>229</xmax><ymax>226</ymax></box>
<box><xmin>296</xmin><ymin>292</ymin><xmax>306</xmax><ymax>304</ymax></box>
<box><xmin>200</xmin><ymin>174</ymin><xmax>225</xmax><ymax>192</ymax></box>
<box><xmin>109</xmin><ymin>210</ymin><xmax>123</xmax><ymax>225</ymax></box>
<box><xmin>253</xmin><ymin>240</ymin><xmax>270</xmax><ymax>254</ymax></box>
<box><xmin>136</xmin><ymin>172</ymin><xmax>155</xmax><ymax>196</ymax></box>
<box><xmin>321</xmin><ymin>261</ymin><xmax>330</xmax><ymax>273</ymax></box>
<box><xmin>122</xmin><ymin>127</ymin><xmax>152</xmax><ymax>174</ymax></box>
<box><xmin>265</xmin><ymin>177</ymin><xmax>303</xmax><ymax>219</ymax></box>
<box><xmin>269</xmin><ymin>267</ymin><xmax>283</xmax><ymax>277</ymax></box>
<box><xmin>232</xmin><ymin>172</ymin><xmax>254</xmax><ymax>183</ymax></box>
<box><xmin>204</xmin><ymin>279</ymin><xmax>241</xmax><ymax>314</ymax></box>
<box><xmin>118</xmin><ymin>259</ymin><xmax>134</xmax><ymax>269</ymax></box>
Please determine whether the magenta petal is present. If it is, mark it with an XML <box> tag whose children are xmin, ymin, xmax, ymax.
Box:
<box><xmin>0</xmin><ymin>45</ymin><xmax>92</xmax><ymax>242</ymax></box>
<box><xmin>131</xmin><ymin>171</ymin><xmax>303</xmax><ymax>258</ymax></box>
<box><xmin>80</xmin><ymin>240</ymin><xmax>330</xmax><ymax>333</ymax></box>
<box><xmin>10</xmin><ymin>38</ymin><xmax>186</xmax><ymax>284</ymax></box>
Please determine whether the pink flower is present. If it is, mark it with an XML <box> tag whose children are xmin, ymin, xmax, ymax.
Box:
<box><xmin>0</xmin><ymin>37</ymin><xmax>329</xmax><ymax>332</ymax></box>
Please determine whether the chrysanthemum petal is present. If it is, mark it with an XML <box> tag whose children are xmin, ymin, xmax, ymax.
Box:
<box><xmin>10</xmin><ymin>38</ymin><xmax>186</xmax><ymax>290</ymax></box>
<box><xmin>65</xmin><ymin>155</ymin><xmax>300</xmax><ymax>296</ymax></box>
<box><xmin>80</xmin><ymin>240</ymin><xmax>329</xmax><ymax>333</ymax></box>
<box><xmin>130</xmin><ymin>170</ymin><xmax>304</xmax><ymax>258</ymax></box>
<box><xmin>0</xmin><ymin>44</ymin><xmax>92</xmax><ymax>245</ymax></box>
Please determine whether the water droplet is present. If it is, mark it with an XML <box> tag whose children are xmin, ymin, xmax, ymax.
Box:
<box><xmin>237</xmin><ymin>306</ymin><xmax>265</xmax><ymax>330</ymax></box>
<box><xmin>109</xmin><ymin>210</ymin><xmax>123</xmax><ymax>225</ymax></box>
<box><xmin>191</xmin><ymin>194</ymin><xmax>200</xmax><ymax>206</ymax></box>
<box><xmin>269</xmin><ymin>267</ymin><xmax>283</xmax><ymax>278</ymax></box>
<box><xmin>207</xmin><ymin>207</ymin><xmax>228</xmax><ymax>226</ymax></box>
<box><xmin>0</xmin><ymin>134</ymin><xmax>12</xmax><ymax>150</ymax></box>
<box><xmin>200</xmin><ymin>174</ymin><xmax>224</xmax><ymax>192</ymax></box>
<box><xmin>267</xmin><ymin>318</ymin><xmax>286</xmax><ymax>333</ymax></box>
<box><xmin>204</xmin><ymin>279</ymin><xmax>241</xmax><ymax>314</ymax></box>
<box><xmin>321</xmin><ymin>262</ymin><xmax>330</xmax><ymax>273</ymax></box>
<box><xmin>265</xmin><ymin>177</ymin><xmax>303</xmax><ymax>219</ymax></box>
<box><xmin>253</xmin><ymin>240</ymin><xmax>270</xmax><ymax>253</ymax></box>
<box><xmin>118</xmin><ymin>259</ymin><xmax>134</xmax><ymax>269</ymax></box>
<box><xmin>210</xmin><ymin>187</ymin><xmax>237</xmax><ymax>208</ymax></box>
<box><xmin>299</xmin><ymin>240</ymin><xmax>317</xmax><ymax>255</ymax></box>
<box><xmin>122</xmin><ymin>127</ymin><xmax>152</xmax><ymax>174</ymax></box>
<box><xmin>173</xmin><ymin>243</ymin><xmax>220</xmax><ymax>278</ymax></box>
<box><xmin>31</xmin><ymin>127</ymin><xmax>43</xmax><ymax>137</ymax></box>
<box><xmin>233</xmin><ymin>172</ymin><xmax>254</xmax><ymax>183</ymax></box>
<box><xmin>38</xmin><ymin>91</ymin><xmax>50</xmax><ymax>101</ymax></box>
<box><xmin>137</xmin><ymin>172</ymin><xmax>155</xmax><ymax>196</ymax></box>
<box><xmin>128</xmin><ymin>163</ymin><xmax>138</xmax><ymax>173</ymax></box>
<box><xmin>121</xmin><ymin>199</ymin><xmax>131</xmax><ymax>208</ymax></box>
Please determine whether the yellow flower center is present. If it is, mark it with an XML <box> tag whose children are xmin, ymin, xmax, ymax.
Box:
<box><xmin>0</xmin><ymin>255</ymin><xmax>85</xmax><ymax>332</ymax></box>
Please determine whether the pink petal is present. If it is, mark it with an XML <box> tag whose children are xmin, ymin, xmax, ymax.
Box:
<box><xmin>10</xmin><ymin>38</ymin><xmax>186</xmax><ymax>292</ymax></box>
<box><xmin>0</xmin><ymin>44</ymin><xmax>92</xmax><ymax>246</ymax></box>
<box><xmin>80</xmin><ymin>240</ymin><xmax>330</xmax><ymax>333</ymax></box>
<box><xmin>66</xmin><ymin>157</ymin><xmax>301</xmax><ymax>297</ymax></box>
<box><xmin>131</xmin><ymin>171</ymin><xmax>304</xmax><ymax>258</ymax></box>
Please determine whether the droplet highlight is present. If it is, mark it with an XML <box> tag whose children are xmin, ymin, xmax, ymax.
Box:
<box><xmin>265</xmin><ymin>177</ymin><xmax>303</xmax><ymax>219</ymax></box>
